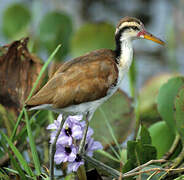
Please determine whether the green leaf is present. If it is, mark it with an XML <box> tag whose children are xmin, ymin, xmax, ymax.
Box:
<box><xmin>90</xmin><ymin>90</ymin><xmax>135</xmax><ymax>147</ymax></box>
<box><xmin>139</xmin><ymin>73</ymin><xmax>173</xmax><ymax>120</ymax></box>
<box><xmin>11</xmin><ymin>109</ymin><xmax>24</xmax><ymax>141</ymax></box>
<box><xmin>97</xmin><ymin>149</ymin><xmax>120</xmax><ymax>163</ymax></box>
<box><xmin>140</xmin><ymin>126</ymin><xmax>152</xmax><ymax>145</ymax></box>
<box><xmin>24</xmin><ymin>108</ymin><xmax>41</xmax><ymax>175</ymax></box>
<box><xmin>2</xmin><ymin>3</ymin><xmax>31</xmax><ymax>39</ymax></box>
<box><xmin>148</xmin><ymin>121</ymin><xmax>175</xmax><ymax>159</ymax></box>
<box><xmin>122</xmin><ymin>159</ymin><xmax>134</xmax><ymax>178</ymax></box>
<box><xmin>175</xmin><ymin>87</ymin><xmax>184</xmax><ymax>141</ymax></box>
<box><xmin>135</xmin><ymin>142</ymin><xmax>157</xmax><ymax>165</ymax></box>
<box><xmin>0</xmin><ymin>132</ymin><xmax>34</xmax><ymax>177</ymax></box>
<box><xmin>128</xmin><ymin>60</ymin><xmax>137</xmax><ymax>97</ymax></box>
<box><xmin>157</xmin><ymin>76</ymin><xmax>184</xmax><ymax>134</ymax></box>
<box><xmin>126</xmin><ymin>127</ymin><xmax>156</xmax><ymax>171</ymax></box>
<box><xmin>38</xmin><ymin>11</ymin><xmax>72</xmax><ymax>60</ymax></box>
<box><xmin>70</xmin><ymin>22</ymin><xmax>115</xmax><ymax>57</ymax></box>
<box><xmin>0</xmin><ymin>138</ymin><xmax>26</xmax><ymax>179</ymax></box>
<box><xmin>127</xmin><ymin>141</ymin><xmax>137</xmax><ymax>164</ymax></box>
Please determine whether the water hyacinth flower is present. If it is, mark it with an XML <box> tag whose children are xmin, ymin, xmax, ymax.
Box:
<box><xmin>67</xmin><ymin>154</ymin><xmax>84</xmax><ymax>173</ymax></box>
<box><xmin>47</xmin><ymin>114</ymin><xmax>103</xmax><ymax>172</ymax></box>
<box><xmin>54</xmin><ymin>144</ymin><xmax>77</xmax><ymax>164</ymax></box>
<box><xmin>47</xmin><ymin>114</ymin><xmax>83</xmax><ymax>145</ymax></box>
<box><xmin>57</xmin><ymin>119</ymin><xmax>83</xmax><ymax>146</ymax></box>
<box><xmin>85</xmin><ymin>138</ymin><xmax>103</xmax><ymax>157</ymax></box>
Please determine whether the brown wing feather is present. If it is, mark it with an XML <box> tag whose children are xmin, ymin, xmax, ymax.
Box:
<box><xmin>26</xmin><ymin>49</ymin><xmax>118</xmax><ymax>108</ymax></box>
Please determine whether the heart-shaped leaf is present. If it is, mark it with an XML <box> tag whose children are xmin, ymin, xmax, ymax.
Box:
<box><xmin>70</xmin><ymin>22</ymin><xmax>115</xmax><ymax>57</ymax></box>
<box><xmin>38</xmin><ymin>11</ymin><xmax>73</xmax><ymax>60</ymax></box>
<box><xmin>2</xmin><ymin>3</ymin><xmax>31</xmax><ymax>39</ymax></box>
<box><xmin>148</xmin><ymin>121</ymin><xmax>175</xmax><ymax>159</ymax></box>
<box><xmin>175</xmin><ymin>87</ymin><xmax>184</xmax><ymax>142</ymax></box>
<box><xmin>157</xmin><ymin>76</ymin><xmax>184</xmax><ymax>134</ymax></box>
<box><xmin>90</xmin><ymin>90</ymin><xmax>134</xmax><ymax>146</ymax></box>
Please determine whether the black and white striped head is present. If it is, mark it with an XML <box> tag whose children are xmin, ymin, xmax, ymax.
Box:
<box><xmin>115</xmin><ymin>17</ymin><xmax>164</xmax><ymax>44</ymax></box>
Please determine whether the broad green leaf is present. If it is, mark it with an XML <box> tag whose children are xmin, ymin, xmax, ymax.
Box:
<box><xmin>139</xmin><ymin>73</ymin><xmax>174</xmax><ymax>123</ymax></box>
<box><xmin>91</xmin><ymin>90</ymin><xmax>135</xmax><ymax>146</ymax></box>
<box><xmin>157</xmin><ymin>76</ymin><xmax>184</xmax><ymax>133</ymax></box>
<box><xmin>0</xmin><ymin>132</ymin><xmax>34</xmax><ymax>177</ymax></box>
<box><xmin>38</xmin><ymin>11</ymin><xmax>72</xmax><ymax>60</ymax></box>
<box><xmin>2</xmin><ymin>3</ymin><xmax>31</xmax><ymax>39</ymax></box>
<box><xmin>128</xmin><ymin>60</ymin><xmax>137</xmax><ymax>97</ymax></box>
<box><xmin>127</xmin><ymin>141</ymin><xmax>137</xmax><ymax>165</ymax></box>
<box><xmin>175</xmin><ymin>87</ymin><xmax>184</xmax><ymax>141</ymax></box>
<box><xmin>122</xmin><ymin>159</ymin><xmax>134</xmax><ymax>175</ymax></box>
<box><xmin>135</xmin><ymin>142</ymin><xmax>157</xmax><ymax>165</ymax></box>
<box><xmin>148</xmin><ymin>121</ymin><xmax>175</xmax><ymax>159</ymax></box>
<box><xmin>140</xmin><ymin>126</ymin><xmax>151</xmax><ymax>145</ymax></box>
<box><xmin>24</xmin><ymin>108</ymin><xmax>41</xmax><ymax>175</ymax></box>
<box><xmin>126</xmin><ymin>127</ymin><xmax>156</xmax><ymax>172</ymax></box>
<box><xmin>70</xmin><ymin>22</ymin><xmax>115</xmax><ymax>57</ymax></box>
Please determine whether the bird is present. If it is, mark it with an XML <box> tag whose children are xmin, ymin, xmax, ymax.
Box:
<box><xmin>26</xmin><ymin>16</ymin><xmax>164</xmax><ymax>124</ymax></box>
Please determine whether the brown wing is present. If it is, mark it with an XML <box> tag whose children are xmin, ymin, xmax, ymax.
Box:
<box><xmin>25</xmin><ymin>49</ymin><xmax>118</xmax><ymax>108</ymax></box>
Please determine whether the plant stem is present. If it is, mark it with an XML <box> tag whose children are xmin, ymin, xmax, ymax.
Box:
<box><xmin>163</xmin><ymin>133</ymin><xmax>180</xmax><ymax>160</ymax></box>
<box><xmin>78</xmin><ymin>116</ymin><xmax>89</xmax><ymax>155</ymax></box>
<box><xmin>49</xmin><ymin>114</ymin><xmax>67</xmax><ymax>180</ymax></box>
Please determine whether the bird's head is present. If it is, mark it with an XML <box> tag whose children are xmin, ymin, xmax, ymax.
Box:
<box><xmin>115</xmin><ymin>17</ymin><xmax>165</xmax><ymax>45</ymax></box>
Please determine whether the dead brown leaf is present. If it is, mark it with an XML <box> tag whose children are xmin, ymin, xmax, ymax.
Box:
<box><xmin>0</xmin><ymin>37</ymin><xmax>44</xmax><ymax>115</ymax></box>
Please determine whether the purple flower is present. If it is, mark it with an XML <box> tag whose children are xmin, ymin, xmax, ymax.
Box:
<box><xmin>57</xmin><ymin>118</ymin><xmax>83</xmax><ymax>145</ymax></box>
<box><xmin>80</xmin><ymin>121</ymin><xmax>94</xmax><ymax>140</ymax></box>
<box><xmin>67</xmin><ymin>154</ymin><xmax>84</xmax><ymax>172</ymax></box>
<box><xmin>47</xmin><ymin>113</ymin><xmax>104</xmax><ymax>172</ymax></box>
<box><xmin>47</xmin><ymin>114</ymin><xmax>83</xmax><ymax>145</ymax></box>
<box><xmin>54</xmin><ymin>144</ymin><xmax>77</xmax><ymax>164</ymax></box>
<box><xmin>85</xmin><ymin>138</ymin><xmax>103</xmax><ymax>157</ymax></box>
<box><xmin>47</xmin><ymin>114</ymin><xmax>62</xmax><ymax>130</ymax></box>
<box><xmin>67</xmin><ymin>115</ymin><xmax>83</xmax><ymax>123</ymax></box>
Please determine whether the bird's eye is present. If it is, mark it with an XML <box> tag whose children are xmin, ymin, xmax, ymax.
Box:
<box><xmin>132</xmin><ymin>26</ymin><xmax>139</xmax><ymax>31</ymax></box>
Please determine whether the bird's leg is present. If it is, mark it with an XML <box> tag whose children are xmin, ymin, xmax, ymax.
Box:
<box><xmin>78</xmin><ymin>111</ymin><xmax>92</xmax><ymax>155</ymax></box>
<box><xmin>50</xmin><ymin>114</ymin><xmax>67</xmax><ymax>180</ymax></box>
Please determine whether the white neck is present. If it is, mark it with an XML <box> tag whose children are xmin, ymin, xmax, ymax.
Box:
<box><xmin>118</xmin><ymin>38</ymin><xmax>133</xmax><ymax>71</ymax></box>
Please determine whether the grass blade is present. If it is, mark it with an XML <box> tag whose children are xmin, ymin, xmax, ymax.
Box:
<box><xmin>4</xmin><ymin>168</ymin><xmax>34</xmax><ymax>179</ymax></box>
<box><xmin>0</xmin><ymin>168</ymin><xmax>9</xmax><ymax>180</ymax></box>
<box><xmin>15</xmin><ymin>111</ymin><xmax>40</xmax><ymax>141</ymax></box>
<box><xmin>26</xmin><ymin>44</ymin><xmax>61</xmax><ymax>101</ymax></box>
<box><xmin>97</xmin><ymin>149</ymin><xmax>120</xmax><ymax>163</ymax></box>
<box><xmin>24</xmin><ymin>108</ymin><xmax>41</xmax><ymax>175</ymax></box>
<box><xmin>0</xmin><ymin>139</ymin><xmax>26</xmax><ymax>179</ymax></box>
<box><xmin>0</xmin><ymin>131</ymin><xmax>34</xmax><ymax>177</ymax></box>
<box><xmin>99</xmin><ymin>107</ymin><xmax>122</xmax><ymax>155</ymax></box>
<box><xmin>10</xmin><ymin>109</ymin><xmax>24</xmax><ymax>141</ymax></box>
<box><xmin>102</xmin><ymin>136</ymin><xmax>121</xmax><ymax>160</ymax></box>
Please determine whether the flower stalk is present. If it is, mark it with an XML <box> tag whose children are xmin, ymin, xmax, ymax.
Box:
<box><xmin>49</xmin><ymin>114</ymin><xmax>67</xmax><ymax>180</ymax></box>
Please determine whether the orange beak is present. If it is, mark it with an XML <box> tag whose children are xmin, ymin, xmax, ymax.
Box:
<box><xmin>143</xmin><ymin>32</ymin><xmax>165</xmax><ymax>46</ymax></box>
